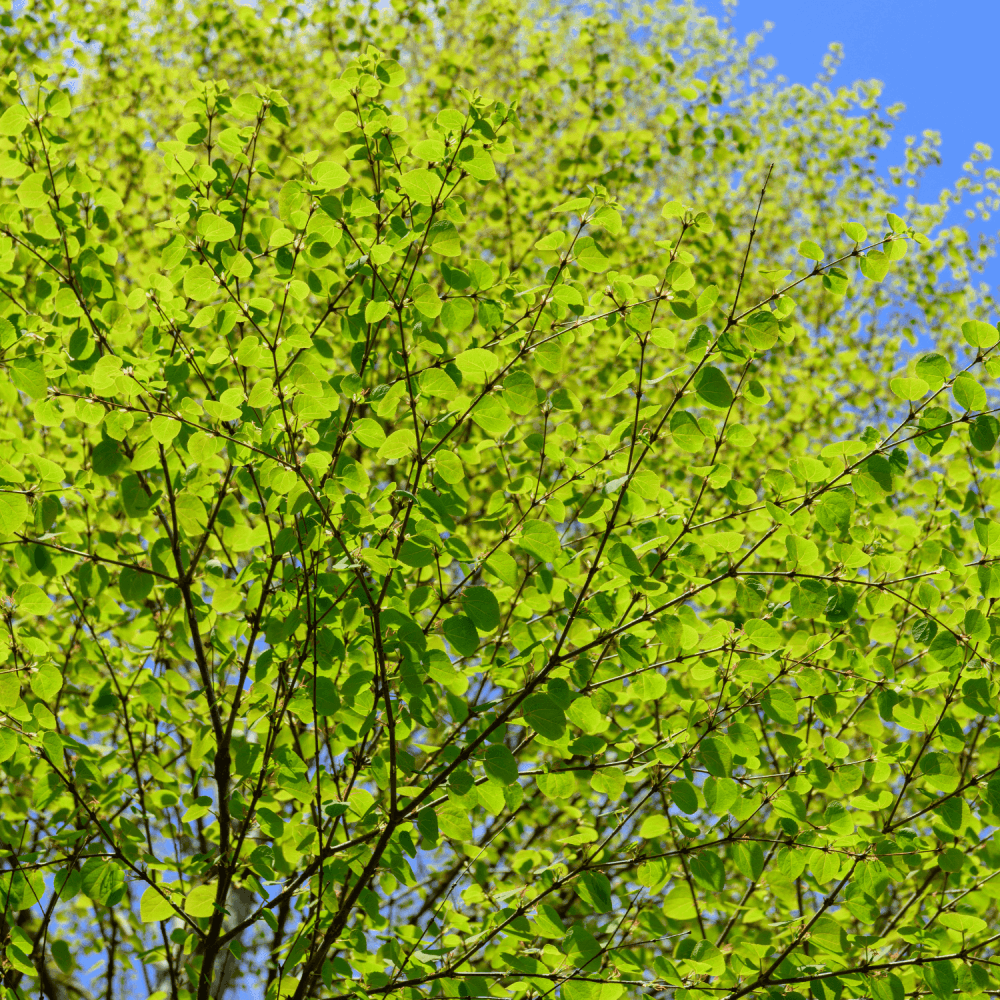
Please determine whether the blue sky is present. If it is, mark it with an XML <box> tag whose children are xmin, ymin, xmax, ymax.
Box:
<box><xmin>702</xmin><ymin>0</ymin><xmax>1000</xmax><ymax>290</ymax></box>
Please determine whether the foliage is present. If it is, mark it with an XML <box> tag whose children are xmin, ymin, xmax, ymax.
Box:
<box><xmin>1</xmin><ymin>2</ymin><xmax>1000</xmax><ymax>1000</ymax></box>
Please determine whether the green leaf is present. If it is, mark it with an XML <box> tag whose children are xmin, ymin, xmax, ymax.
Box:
<box><xmin>952</xmin><ymin>373</ymin><xmax>987</xmax><ymax>411</ymax></box>
<box><xmin>412</xmin><ymin>139</ymin><xmax>446</xmax><ymax>161</ymax></box>
<box><xmin>799</xmin><ymin>239</ymin><xmax>823</xmax><ymax>261</ymax></box>
<box><xmin>184</xmin><ymin>883</ymin><xmax>218</xmax><ymax>918</ymax></box>
<box><xmin>744</xmin><ymin>378</ymin><xmax>770</xmax><ymax>406</ymax></box>
<box><xmin>576</xmin><ymin>870</ymin><xmax>612</xmax><ymax>912</ymax></box>
<box><xmin>472</xmin><ymin>397</ymin><xmax>512</xmax><ymax>437</ymax></box>
<box><xmin>638</xmin><ymin>815</ymin><xmax>670</xmax><ymax>839</ymax></box>
<box><xmin>693</xmin><ymin>366</ymin><xmax>733</xmax><ymax>409</ymax></box>
<box><xmin>313</xmin><ymin>161</ymin><xmax>349</xmax><ymax>188</ymax></box>
<box><xmin>700</xmin><ymin>736</ymin><xmax>732</xmax><ymax>777</ymax></box>
<box><xmin>399</xmin><ymin>168</ymin><xmax>439</xmax><ymax>205</ymax></box>
<box><xmin>733</xmin><ymin>841</ymin><xmax>764</xmax><ymax>880</ymax></box>
<box><xmin>140</xmin><ymin>885</ymin><xmax>176</xmax><ymax>923</ymax></box>
<box><xmin>352</xmin><ymin>417</ymin><xmax>386</xmax><ymax>447</ymax></box>
<box><xmin>150</xmin><ymin>415</ymin><xmax>181</xmax><ymax>444</ymax></box>
<box><xmin>854</xmin><ymin>454</ymin><xmax>893</xmax><ymax>501</ymax></box>
<box><xmin>247</xmin><ymin>379</ymin><xmax>274</xmax><ymax>408</ymax></box>
<box><xmin>183</xmin><ymin>264</ymin><xmax>218</xmax><ymax>300</ymax></box>
<box><xmin>970</xmin><ymin>414</ymin><xmax>999</xmax><ymax>451</ymax></box>
<box><xmin>924</xmin><ymin>962</ymin><xmax>956</xmax><ymax>1000</ymax></box>
<box><xmin>791</xmin><ymin>579</ymin><xmax>829</xmax><ymax>618</ymax></box>
<box><xmin>32</xmin><ymin>666</ymin><xmax>62</xmax><ymax>701</ymax></box>
<box><xmin>457</xmin><ymin>144</ymin><xmax>495</xmax><ymax>181</ymax></box>
<box><xmin>590</xmin><ymin>206</ymin><xmax>622</xmax><ymax>234</ymax></box>
<box><xmin>438</xmin><ymin>802</ymin><xmax>474</xmax><ymax>842</ymax></box>
<box><xmin>670</xmin><ymin>779</ymin><xmax>698</xmax><ymax>813</ymax></box>
<box><xmin>762</xmin><ymin>687</ymin><xmax>798</xmax><ymax>725</ymax></box>
<box><xmin>0</xmin><ymin>492</ymin><xmax>29</xmax><ymax>536</ymax></box>
<box><xmin>575</xmin><ymin>237</ymin><xmax>608</xmax><ymax>272</ymax></box>
<box><xmin>81</xmin><ymin>858</ymin><xmax>124</xmax><ymax>905</ymax></box>
<box><xmin>914</xmin><ymin>407</ymin><xmax>952</xmax><ymax>456</ymax></box>
<box><xmin>695</xmin><ymin>284</ymin><xmax>719</xmax><ymax>316</ymax></box>
<box><xmin>538</xmin><ymin>769</ymin><xmax>574</xmax><ymax>800</ymax></box>
<box><xmin>120</xmin><ymin>474</ymin><xmax>154</xmax><ymax>517</ymax></box>
<box><xmin>455</xmin><ymin>348</ymin><xmax>499</xmax><ymax>379</ymax></box>
<box><xmin>0</xmin><ymin>105</ymin><xmax>29</xmax><ymax>136</ymax></box>
<box><xmin>376</xmin><ymin>58</ymin><xmax>406</xmax><ymax>86</ymax></box>
<box><xmin>523</xmin><ymin>693</ymin><xmax>566</xmax><ymax>739</ymax></box>
<box><xmin>441</xmin><ymin>297</ymin><xmax>474</xmax><ymax>332</ymax></box>
<box><xmin>962</xmin><ymin>319</ymin><xmax>998</xmax><ymax>348</ymax></box>
<box><xmin>859</xmin><ymin>250</ymin><xmax>890</xmax><ymax>281</ymax></box>
<box><xmin>915</xmin><ymin>352</ymin><xmax>950</xmax><ymax>390</ymax></box>
<box><xmin>889</xmin><ymin>376</ymin><xmax>928</xmax><ymax>401</ymax></box>
<box><xmin>670</xmin><ymin>411</ymin><xmax>706</xmax><ymax>453</ymax></box>
<box><xmin>462</xmin><ymin>586</ymin><xmax>500</xmax><ymax>631</ymax></box>
<box><xmin>365</xmin><ymin>301</ymin><xmax>391</xmax><ymax>325</ymax></box>
<box><xmin>842</xmin><ymin>221</ymin><xmax>867</xmax><ymax>242</ymax></box>
<box><xmin>376</xmin><ymin>429</ymin><xmax>416</xmax><ymax>460</ymax></box>
<box><xmin>0</xmin><ymin>729</ymin><xmax>18</xmax><ymax>763</ymax></box>
<box><xmin>604</xmin><ymin>369</ymin><xmax>635</xmax><ymax>398</ymax></box>
<box><xmin>912</xmin><ymin>618</ymin><xmax>937</xmax><ymax>644</ymax></box>
<box><xmin>726</xmin><ymin>723</ymin><xmax>759</xmax><ymax>759</ymax></box>
<box><xmin>662</xmin><ymin>886</ymin><xmax>697</xmax><ymax>920</ymax></box>
<box><xmin>7</xmin><ymin>356</ymin><xmax>47</xmax><ymax>399</ymax></box>
<box><xmin>503</xmin><ymin>371</ymin><xmax>536</xmax><ymax>413</ymax></box>
<box><xmin>334</xmin><ymin>110</ymin><xmax>358</xmax><ymax>132</ymax></box>
<box><xmin>689</xmin><ymin>851</ymin><xmax>725</xmax><ymax>891</ymax></box>
<box><xmin>427</xmin><ymin>220</ymin><xmax>461</xmax><ymax>256</ymax></box>
<box><xmin>975</xmin><ymin>517</ymin><xmax>1000</xmax><ymax>552</ymax></box>
<box><xmin>6</xmin><ymin>944</ymin><xmax>35</xmax><ymax>976</ymax></box>
<box><xmin>442</xmin><ymin>615</ymin><xmax>479</xmax><ymax>655</ymax></box>
<box><xmin>197</xmin><ymin>213</ymin><xmax>236</xmax><ymax>243</ymax></box>
<box><xmin>0</xmin><ymin>154</ymin><xmax>24</xmax><ymax>178</ymax></box>
<box><xmin>518</xmin><ymin>520</ymin><xmax>560</xmax><ymax>561</ymax></box>
<box><xmin>482</xmin><ymin>744</ymin><xmax>518</xmax><ymax>785</ymax></box>
<box><xmin>13</xmin><ymin>583</ymin><xmax>52</xmax><ymax>616</ymax></box>
<box><xmin>535</xmin><ymin>230</ymin><xmax>566</xmax><ymax>251</ymax></box>
<box><xmin>17</xmin><ymin>172</ymin><xmax>48</xmax><ymax>208</ymax></box>
<box><xmin>411</xmin><ymin>371</ymin><xmax>453</xmax><ymax>407</ymax></box>
<box><xmin>815</xmin><ymin>491</ymin><xmax>853</xmax><ymax>532</ymax></box>
<box><xmin>868</xmin><ymin>975</ymin><xmax>905</xmax><ymax>1000</ymax></box>
<box><xmin>211</xmin><ymin>581</ymin><xmax>242</xmax><ymax>613</ymax></box>
<box><xmin>743</xmin><ymin>310</ymin><xmax>779</xmax><ymax>351</ymax></box>
<box><xmin>120</xmin><ymin>568</ymin><xmax>154</xmax><ymax>605</ymax></box>
<box><xmin>50</xmin><ymin>940</ymin><xmax>71</xmax><ymax>974</ymax></box>
<box><xmin>744</xmin><ymin>618</ymin><xmax>782</xmax><ymax>651</ymax></box>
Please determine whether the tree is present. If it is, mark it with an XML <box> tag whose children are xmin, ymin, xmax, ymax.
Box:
<box><xmin>1</xmin><ymin>0</ymin><xmax>1000</xmax><ymax>998</ymax></box>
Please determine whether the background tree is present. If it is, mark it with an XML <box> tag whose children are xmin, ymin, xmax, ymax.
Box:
<box><xmin>1</xmin><ymin>2</ymin><xmax>1000</xmax><ymax>1000</ymax></box>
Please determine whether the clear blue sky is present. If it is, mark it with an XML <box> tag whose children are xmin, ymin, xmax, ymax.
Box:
<box><xmin>702</xmin><ymin>0</ymin><xmax>1000</xmax><ymax>289</ymax></box>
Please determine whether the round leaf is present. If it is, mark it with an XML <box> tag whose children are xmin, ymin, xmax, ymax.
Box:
<box><xmin>184</xmin><ymin>883</ymin><xmax>218</xmax><ymax>918</ymax></box>
<box><xmin>442</xmin><ymin>615</ymin><xmax>479</xmax><ymax>656</ymax></box>
<box><xmin>462</xmin><ymin>586</ymin><xmax>500</xmax><ymax>631</ymax></box>
<box><xmin>196</xmin><ymin>213</ymin><xmax>236</xmax><ymax>243</ymax></box>
<box><xmin>523</xmin><ymin>693</ymin><xmax>566</xmax><ymax>740</ymax></box>
<box><xmin>889</xmin><ymin>376</ymin><xmax>929</xmax><ymax>401</ymax></box>
<box><xmin>455</xmin><ymin>348</ymin><xmax>499</xmax><ymax>379</ymax></box>
<box><xmin>482</xmin><ymin>744</ymin><xmax>518</xmax><ymax>785</ymax></box>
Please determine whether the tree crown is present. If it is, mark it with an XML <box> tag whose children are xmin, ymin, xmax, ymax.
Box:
<box><xmin>0</xmin><ymin>3</ymin><xmax>999</xmax><ymax>1000</ymax></box>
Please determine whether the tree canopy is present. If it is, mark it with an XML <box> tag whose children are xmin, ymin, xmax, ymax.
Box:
<box><xmin>1</xmin><ymin>2</ymin><xmax>1000</xmax><ymax>1000</ymax></box>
